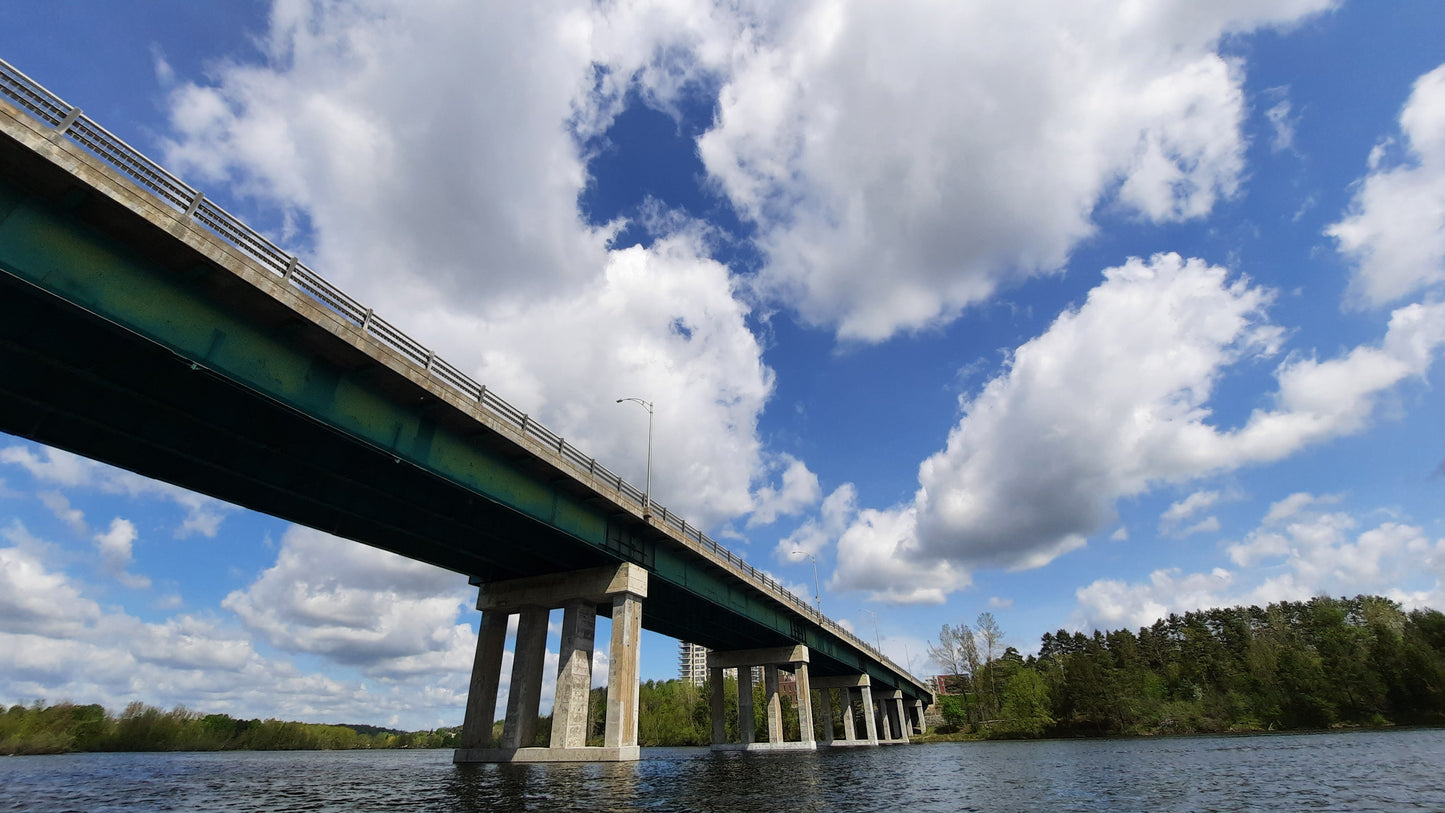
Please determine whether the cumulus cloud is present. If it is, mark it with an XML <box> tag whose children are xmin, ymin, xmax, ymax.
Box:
<box><xmin>0</xmin><ymin>523</ymin><xmax>101</xmax><ymax>637</ymax></box>
<box><xmin>0</xmin><ymin>521</ymin><xmax>473</xmax><ymax>728</ymax></box>
<box><xmin>1</xmin><ymin>444</ymin><xmax>232</xmax><ymax>538</ymax></box>
<box><xmin>1160</xmin><ymin>490</ymin><xmax>1230</xmax><ymax>537</ymax></box>
<box><xmin>1075</xmin><ymin>496</ymin><xmax>1445</xmax><ymax>632</ymax></box>
<box><xmin>832</xmin><ymin>253</ymin><xmax>1445</xmax><ymax>602</ymax></box>
<box><xmin>832</xmin><ymin>506</ymin><xmax>970</xmax><ymax>605</ymax></box>
<box><xmin>94</xmin><ymin>518</ymin><xmax>151</xmax><ymax>590</ymax></box>
<box><xmin>749</xmin><ymin>454</ymin><xmax>822</xmax><ymax>527</ymax></box>
<box><xmin>1161</xmin><ymin>490</ymin><xmax>1223</xmax><ymax>526</ymax></box>
<box><xmin>777</xmin><ymin>483</ymin><xmax>857</xmax><ymax>560</ymax></box>
<box><xmin>156</xmin><ymin>2</ymin><xmax>783</xmax><ymax>530</ymax></box>
<box><xmin>1328</xmin><ymin>63</ymin><xmax>1445</xmax><ymax>306</ymax></box>
<box><xmin>696</xmin><ymin>0</ymin><xmax>1332</xmax><ymax>341</ymax></box>
<box><xmin>222</xmin><ymin>525</ymin><xmax>473</xmax><ymax>672</ymax></box>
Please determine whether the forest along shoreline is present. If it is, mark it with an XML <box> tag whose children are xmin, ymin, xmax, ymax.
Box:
<box><xmin>5</xmin><ymin>594</ymin><xmax>1443</xmax><ymax>755</ymax></box>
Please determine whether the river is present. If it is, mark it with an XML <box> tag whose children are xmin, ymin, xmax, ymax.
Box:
<box><xmin>3</xmin><ymin>728</ymin><xmax>1443</xmax><ymax>811</ymax></box>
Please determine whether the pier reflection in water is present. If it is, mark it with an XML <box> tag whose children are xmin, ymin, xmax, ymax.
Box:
<box><xmin>4</xmin><ymin>729</ymin><xmax>1444</xmax><ymax>812</ymax></box>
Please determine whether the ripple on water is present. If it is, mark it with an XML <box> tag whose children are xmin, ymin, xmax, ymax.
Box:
<box><xmin>2</xmin><ymin>728</ymin><xmax>1444</xmax><ymax>812</ymax></box>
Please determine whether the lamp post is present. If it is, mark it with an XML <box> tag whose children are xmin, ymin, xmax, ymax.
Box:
<box><xmin>791</xmin><ymin>550</ymin><xmax>821</xmax><ymax>614</ymax></box>
<box><xmin>615</xmin><ymin>397</ymin><xmax>653</xmax><ymax>518</ymax></box>
<box><xmin>862</xmin><ymin>608</ymin><xmax>881</xmax><ymax>652</ymax></box>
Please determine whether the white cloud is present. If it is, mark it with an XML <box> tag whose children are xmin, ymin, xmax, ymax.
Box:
<box><xmin>831</xmin><ymin>506</ymin><xmax>970</xmax><ymax>605</ymax></box>
<box><xmin>695</xmin><ymin>0</ymin><xmax>1331</xmax><ymax>341</ymax></box>
<box><xmin>1075</xmin><ymin>500</ymin><xmax>1445</xmax><ymax>632</ymax></box>
<box><xmin>1328</xmin><ymin>63</ymin><xmax>1445</xmax><ymax>306</ymax></box>
<box><xmin>775</xmin><ymin>482</ymin><xmax>856</xmax><ymax>560</ymax></box>
<box><xmin>833</xmin><ymin>254</ymin><xmax>1445</xmax><ymax>602</ymax></box>
<box><xmin>749</xmin><ymin>455</ymin><xmax>822</xmax><ymax>527</ymax></box>
<box><xmin>1264</xmin><ymin>91</ymin><xmax>1298</xmax><ymax>153</ymax></box>
<box><xmin>157</xmin><ymin>3</ymin><xmax>781</xmax><ymax>531</ymax></box>
<box><xmin>38</xmin><ymin>491</ymin><xmax>88</xmax><ymax>536</ymax></box>
<box><xmin>222</xmin><ymin>525</ymin><xmax>473</xmax><ymax>673</ymax></box>
<box><xmin>94</xmin><ymin>518</ymin><xmax>151</xmax><ymax>590</ymax></box>
<box><xmin>0</xmin><ymin>526</ymin><xmax>101</xmax><ymax>637</ymax></box>
<box><xmin>1</xmin><ymin>444</ymin><xmax>233</xmax><ymax>538</ymax></box>
<box><xmin>1161</xmin><ymin>490</ymin><xmax>1222</xmax><ymax>525</ymax></box>
<box><xmin>1179</xmin><ymin>516</ymin><xmax>1223</xmax><ymax>538</ymax></box>
<box><xmin>0</xmin><ymin>521</ymin><xmax>474</xmax><ymax>729</ymax></box>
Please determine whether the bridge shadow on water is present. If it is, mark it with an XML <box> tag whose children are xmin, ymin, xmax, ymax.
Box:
<box><xmin>446</xmin><ymin>748</ymin><xmax>853</xmax><ymax>813</ymax></box>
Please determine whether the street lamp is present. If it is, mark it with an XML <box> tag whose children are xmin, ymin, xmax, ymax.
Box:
<box><xmin>861</xmin><ymin>608</ymin><xmax>882</xmax><ymax>652</ymax></box>
<box><xmin>791</xmin><ymin>550</ymin><xmax>821</xmax><ymax>614</ymax></box>
<box><xmin>615</xmin><ymin>397</ymin><xmax>653</xmax><ymax>518</ymax></box>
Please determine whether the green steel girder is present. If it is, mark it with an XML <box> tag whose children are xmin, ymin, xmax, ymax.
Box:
<box><xmin>0</xmin><ymin>119</ymin><xmax>928</xmax><ymax>700</ymax></box>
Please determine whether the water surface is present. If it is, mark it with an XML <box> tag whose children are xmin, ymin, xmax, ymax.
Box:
<box><xmin>3</xmin><ymin>728</ymin><xmax>1442</xmax><ymax>811</ymax></box>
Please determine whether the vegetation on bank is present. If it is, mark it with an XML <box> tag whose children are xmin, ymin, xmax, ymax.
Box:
<box><xmin>9</xmin><ymin>594</ymin><xmax>1441</xmax><ymax>754</ymax></box>
<box><xmin>928</xmin><ymin>596</ymin><xmax>1445</xmax><ymax>739</ymax></box>
<box><xmin>0</xmin><ymin>702</ymin><xmax>457</xmax><ymax>755</ymax></box>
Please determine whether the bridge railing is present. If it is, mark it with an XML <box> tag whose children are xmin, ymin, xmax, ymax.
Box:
<box><xmin>0</xmin><ymin>57</ymin><xmax>926</xmax><ymax>693</ymax></box>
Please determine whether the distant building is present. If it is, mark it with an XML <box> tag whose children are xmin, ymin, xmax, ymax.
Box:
<box><xmin>678</xmin><ymin>641</ymin><xmax>709</xmax><ymax>686</ymax></box>
<box><xmin>678</xmin><ymin>641</ymin><xmax>763</xmax><ymax>686</ymax></box>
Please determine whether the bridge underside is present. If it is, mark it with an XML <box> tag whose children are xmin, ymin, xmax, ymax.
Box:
<box><xmin>0</xmin><ymin>105</ymin><xmax>930</xmax><ymax>701</ymax></box>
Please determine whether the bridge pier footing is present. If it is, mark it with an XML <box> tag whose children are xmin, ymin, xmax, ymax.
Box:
<box><xmin>453</xmin><ymin>563</ymin><xmax>648</xmax><ymax>764</ymax></box>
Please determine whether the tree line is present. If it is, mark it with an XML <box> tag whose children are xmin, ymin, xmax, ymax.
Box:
<box><xmin>14</xmin><ymin>594</ymin><xmax>1439</xmax><ymax>754</ymax></box>
<box><xmin>0</xmin><ymin>701</ymin><xmax>458</xmax><ymax>755</ymax></box>
<box><xmin>928</xmin><ymin>596</ymin><xmax>1445</xmax><ymax>738</ymax></box>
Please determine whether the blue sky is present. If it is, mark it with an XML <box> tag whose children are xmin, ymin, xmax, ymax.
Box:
<box><xmin>2</xmin><ymin>1</ymin><xmax>1443</xmax><ymax>730</ymax></box>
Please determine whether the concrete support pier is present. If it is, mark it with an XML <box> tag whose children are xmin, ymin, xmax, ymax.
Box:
<box><xmin>873</xmin><ymin>690</ymin><xmax>909</xmax><ymax>744</ymax></box>
<box><xmin>811</xmin><ymin>675</ymin><xmax>878</xmax><ymax>747</ymax></box>
<box><xmin>454</xmin><ymin>563</ymin><xmax>648</xmax><ymax>763</ymax></box>
<box><xmin>708</xmin><ymin>646</ymin><xmax>816</xmax><ymax>751</ymax></box>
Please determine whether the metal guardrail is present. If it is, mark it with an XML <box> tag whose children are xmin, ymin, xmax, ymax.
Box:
<box><xmin>0</xmin><ymin>57</ymin><xmax>925</xmax><ymax>692</ymax></box>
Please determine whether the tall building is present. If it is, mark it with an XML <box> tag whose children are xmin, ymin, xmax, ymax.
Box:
<box><xmin>678</xmin><ymin>641</ymin><xmax>709</xmax><ymax>686</ymax></box>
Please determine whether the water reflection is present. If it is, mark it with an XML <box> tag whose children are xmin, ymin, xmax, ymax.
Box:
<box><xmin>5</xmin><ymin>729</ymin><xmax>1445</xmax><ymax>812</ymax></box>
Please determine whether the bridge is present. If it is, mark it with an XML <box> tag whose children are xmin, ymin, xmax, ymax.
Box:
<box><xmin>0</xmin><ymin>59</ymin><xmax>932</xmax><ymax>762</ymax></box>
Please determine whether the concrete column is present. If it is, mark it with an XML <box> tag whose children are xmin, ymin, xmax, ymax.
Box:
<box><xmin>892</xmin><ymin>697</ymin><xmax>910</xmax><ymax>743</ymax></box>
<box><xmin>459</xmin><ymin>609</ymin><xmax>509</xmax><ymax>748</ymax></box>
<box><xmin>818</xmin><ymin>688</ymin><xmax>834</xmax><ymax>745</ymax></box>
<box><xmin>709</xmin><ymin>666</ymin><xmax>726</xmax><ymax>745</ymax></box>
<box><xmin>914</xmin><ymin>699</ymin><xmax>926</xmax><ymax>735</ymax></box>
<box><xmin>550</xmin><ymin>601</ymin><xmax>596</xmax><ymax>749</ymax></box>
<box><xmin>794</xmin><ymin>662</ymin><xmax>814</xmax><ymax>746</ymax></box>
<box><xmin>737</xmin><ymin>667</ymin><xmax>756</xmax><ymax>744</ymax></box>
<box><xmin>604</xmin><ymin>592</ymin><xmax>643</xmax><ymax>748</ymax></box>
<box><xmin>875</xmin><ymin>698</ymin><xmax>889</xmax><ymax>741</ymax></box>
<box><xmin>764</xmin><ymin>665</ymin><xmax>783</xmax><ymax>744</ymax></box>
<box><xmin>860</xmin><ymin>685</ymin><xmax>879</xmax><ymax>745</ymax></box>
<box><xmin>502</xmin><ymin>607</ymin><xmax>548</xmax><ymax>748</ymax></box>
<box><xmin>841</xmin><ymin>688</ymin><xmax>857</xmax><ymax>742</ymax></box>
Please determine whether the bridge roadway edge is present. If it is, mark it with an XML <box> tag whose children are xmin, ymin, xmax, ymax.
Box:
<box><xmin>0</xmin><ymin>97</ymin><xmax>931</xmax><ymax>703</ymax></box>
